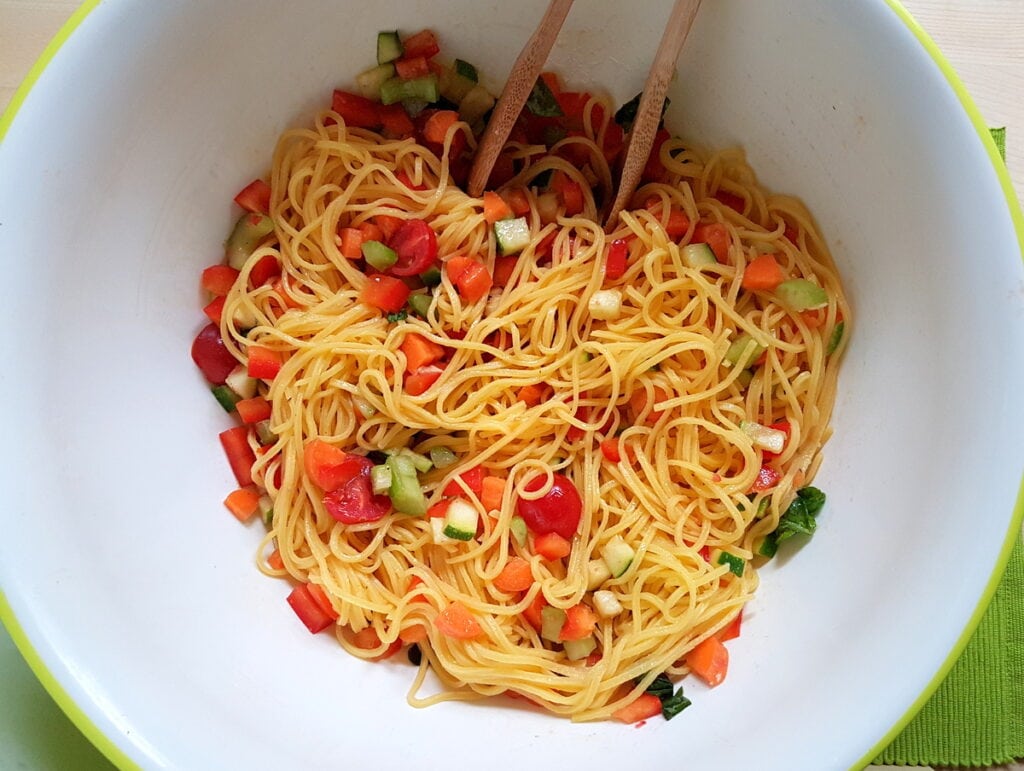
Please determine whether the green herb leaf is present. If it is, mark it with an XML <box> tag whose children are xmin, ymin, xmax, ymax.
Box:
<box><xmin>758</xmin><ymin>532</ymin><xmax>778</xmax><ymax>559</ymax></box>
<box><xmin>614</xmin><ymin>92</ymin><xmax>670</xmax><ymax>132</ymax></box>
<box><xmin>826</xmin><ymin>320</ymin><xmax>845</xmax><ymax>355</ymax></box>
<box><xmin>642</xmin><ymin>673</ymin><xmax>674</xmax><ymax>700</ymax></box>
<box><xmin>661</xmin><ymin>688</ymin><xmax>692</xmax><ymax>720</ymax></box>
<box><xmin>526</xmin><ymin>76</ymin><xmax>563</xmax><ymax>117</ymax></box>
<box><xmin>775</xmin><ymin>486</ymin><xmax>826</xmax><ymax>543</ymax></box>
<box><xmin>716</xmin><ymin>550</ymin><xmax>745</xmax><ymax>577</ymax></box>
<box><xmin>454</xmin><ymin>59</ymin><xmax>478</xmax><ymax>83</ymax></box>
<box><xmin>386</xmin><ymin>309</ymin><xmax>408</xmax><ymax>323</ymax></box>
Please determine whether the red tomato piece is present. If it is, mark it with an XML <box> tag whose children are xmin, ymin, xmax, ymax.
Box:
<box><xmin>387</xmin><ymin>219</ymin><xmax>438</xmax><ymax>276</ymax></box>
<box><xmin>321</xmin><ymin>456</ymin><xmax>391</xmax><ymax>523</ymax></box>
<box><xmin>360</xmin><ymin>274</ymin><xmax>411</xmax><ymax>313</ymax></box>
<box><xmin>604</xmin><ymin>239</ymin><xmax>628</xmax><ymax>281</ymax></box>
<box><xmin>665</xmin><ymin>208</ymin><xmax>691</xmax><ymax>240</ymax></box>
<box><xmin>752</xmin><ymin>464</ymin><xmax>781</xmax><ymax>492</ymax></box>
<box><xmin>404</xmin><ymin>364</ymin><xmax>445</xmax><ymax>396</ymax></box>
<box><xmin>602</xmin><ymin>120</ymin><xmax>625</xmax><ymax>162</ymax></box>
<box><xmin>443</xmin><ymin>465</ymin><xmax>486</xmax><ymax>497</ymax></box>
<box><xmin>692</xmin><ymin>222</ymin><xmax>730</xmax><ymax>263</ymax></box>
<box><xmin>191</xmin><ymin>323</ymin><xmax>239</xmax><ymax>384</ymax></box>
<box><xmin>233</xmin><ymin>179</ymin><xmax>272</xmax><ymax>214</ymax></box>
<box><xmin>516</xmin><ymin>473</ymin><xmax>583</xmax><ymax>539</ymax></box>
<box><xmin>219</xmin><ymin>426</ymin><xmax>256</xmax><ymax>487</ymax></box>
<box><xmin>331</xmin><ymin>90</ymin><xmax>381</xmax><ymax>129</ymax></box>
<box><xmin>287</xmin><ymin>585</ymin><xmax>335</xmax><ymax>634</ymax></box>
<box><xmin>201</xmin><ymin>265</ymin><xmax>240</xmax><ymax>296</ymax></box>
<box><xmin>401</xmin><ymin>29</ymin><xmax>440</xmax><ymax>60</ymax></box>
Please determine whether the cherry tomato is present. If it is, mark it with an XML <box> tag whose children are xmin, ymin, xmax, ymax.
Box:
<box><xmin>322</xmin><ymin>456</ymin><xmax>391</xmax><ymax>524</ymax></box>
<box><xmin>191</xmin><ymin>323</ymin><xmax>238</xmax><ymax>384</ymax></box>
<box><xmin>516</xmin><ymin>473</ymin><xmax>583</xmax><ymax>539</ymax></box>
<box><xmin>304</xmin><ymin>441</ymin><xmax>367</xmax><ymax>492</ymax></box>
<box><xmin>387</xmin><ymin>219</ymin><xmax>438</xmax><ymax>277</ymax></box>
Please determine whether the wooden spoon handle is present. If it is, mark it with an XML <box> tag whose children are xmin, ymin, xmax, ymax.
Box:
<box><xmin>605</xmin><ymin>0</ymin><xmax>702</xmax><ymax>227</ymax></box>
<box><xmin>467</xmin><ymin>0</ymin><xmax>575</xmax><ymax>197</ymax></box>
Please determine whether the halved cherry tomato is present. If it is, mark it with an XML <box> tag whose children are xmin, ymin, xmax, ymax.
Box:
<box><xmin>321</xmin><ymin>455</ymin><xmax>391</xmax><ymax>523</ymax></box>
<box><xmin>516</xmin><ymin>473</ymin><xmax>583</xmax><ymax>539</ymax></box>
<box><xmin>752</xmin><ymin>464</ymin><xmax>781</xmax><ymax>492</ymax></box>
<box><xmin>191</xmin><ymin>323</ymin><xmax>238</xmax><ymax>384</ymax></box>
<box><xmin>387</xmin><ymin>219</ymin><xmax>438</xmax><ymax>276</ymax></box>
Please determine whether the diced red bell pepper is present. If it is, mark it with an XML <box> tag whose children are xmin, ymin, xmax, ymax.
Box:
<box><xmin>233</xmin><ymin>179</ymin><xmax>272</xmax><ymax>214</ymax></box>
<box><xmin>612</xmin><ymin>693</ymin><xmax>662</xmax><ymax>724</ymax></box>
<box><xmin>287</xmin><ymin>584</ymin><xmax>335</xmax><ymax>634</ymax></box>
<box><xmin>604</xmin><ymin>239</ymin><xmax>628</xmax><ymax>281</ymax></box>
<box><xmin>404</xmin><ymin>364</ymin><xmax>444</xmax><ymax>396</ymax></box>
<box><xmin>219</xmin><ymin>426</ymin><xmax>256</xmax><ymax>487</ymax></box>
<box><xmin>373</xmin><ymin>214</ymin><xmax>404</xmax><ymax>241</ymax></box>
<box><xmin>201</xmin><ymin>265</ymin><xmax>240</xmax><ymax>296</ymax></box>
<box><xmin>378</xmin><ymin>103</ymin><xmax>414</xmax><ymax>139</ymax></box>
<box><xmin>492</xmin><ymin>256</ymin><xmax>518</xmax><ymax>288</ymax></box>
<box><xmin>401</xmin><ymin>29</ymin><xmax>440</xmax><ymax>60</ymax></box>
<box><xmin>487</xmin><ymin>151</ymin><xmax>517</xmax><ymax>189</ymax></box>
<box><xmin>203</xmin><ymin>295</ymin><xmax>225</xmax><ymax>325</ymax></box>
<box><xmin>400</xmin><ymin>332</ymin><xmax>446</xmax><ymax>373</ymax></box>
<box><xmin>360</xmin><ymin>274</ymin><xmax>410</xmax><ymax>313</ymax></box>
<box><xmin>559</xmin><ymin>603</ymin><xmax>597</xmax><ymax>641</ymax></box>
<box><xmin>686</xmin><ymin>636</ymin><xmax>729</xmax><ymax>687</ymax></box>
<box><xmin>396</xmin><ymin>170</ymin><xmax>426</xmax><ymax>191</ymax></box>
<box><xmin>523</xmin><ymin>591</ymin><xmax>547</xmax><ymax>631</ymax></box>
<box><xmin>443</xmin><ymin>465</ymin><xmax>486</xmax><ymax>497</ymax></box>
<box><xmin>602</xmin><ymin>120</ymin><xmax>625</xmax><ymax>163</ymax></box>
<box><xmin>534</xmin><ymin>532</ymin><xmax>572</xmax><ymax>561</ymax></box>
<box><xmin>249</xmin><ymin>254</ymin><xmax>281</xmax><ymax>287</ymax></box>
<box><xmin>331</xmin><ymin>90</ymin><xmax>381</xmax><ymax>129</ymax></box>
<box><xmin>718</xmin><ymin>610</ymin><xmax>743</xmax><ymax>642</ymax></box>
<box><xmin>304</xmin><ymin>440</ymin><xmax>364</xmax><ymax>492</ymax></box>
<box><xmin>445</xmin><ymin>256</ymin><xmax>492</xmax><ymax>303</ymax></box>
<box><xmin>247</xmin><ymin>345</ymin><xmax>282</xmax><ymax>379</ymax></box>
<box><xmin>306</xmin><ymin>583</ymin><xmax>339</xmax><ymax>621</ymax></box>
<box><xmin>235</xmin><ymin>396</ymin><xmax>272</xmax><ymax>424</ymax></box>
<box><xmin>600</xmin><ymin>437</ymin><xmax>622</xmax><ymax>463</ymax></box>
<box><xmin>714</xmin><ymin>189</ymin><xmax>745</xmax><ymax>213</ymax></box>
<box><xmin>551</xmin><ymin>171</ymin><xmax>584</xmax><ymax>216</ymax></box>
<box><xmin>504</xmin><ymin>188</ymin><xmax>531</xmax><ymax>217</ymax></box>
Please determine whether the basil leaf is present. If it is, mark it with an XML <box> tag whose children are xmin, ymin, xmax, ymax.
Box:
<box><xmin>661</xmin><ymin>688</ymin><xmax>692</xmax><ymax>720</ymax></box>
<box><xmin>386</xmin><ymin>309</ymin><xmax>408</xmax><ymax>323</ymax></box>
<box><xmin>642</xmin><ymin>673</ymin><xmax>674</xmax><ymax>700</ymax></box>
<box><xmin>526</xmin><ymin>76</ymin><xmax>563</xmax><ymax>117</ymax></box>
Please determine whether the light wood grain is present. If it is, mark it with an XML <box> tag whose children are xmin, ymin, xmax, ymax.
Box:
<box><xmin>0</xmin><ymin>1</ymin><xmax>1021</xmax><ymax>769</ymax></box>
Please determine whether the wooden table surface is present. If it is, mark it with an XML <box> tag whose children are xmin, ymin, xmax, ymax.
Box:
<box><xmin>0</xmin><ymin>1</ymin><xmax>1021</xmax><ymax>769</ymax></box>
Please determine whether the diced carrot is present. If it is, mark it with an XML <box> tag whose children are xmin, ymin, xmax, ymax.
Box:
<box><xmin>686</xmin><ymin>636</ymin><xmax>729</xmax><ymax>687</ymax></box>
<box><xmin>267</xmin><ymin>548</ymin><xmax>284</xmax><ymax>570</ymax></box>
<box><xmin>558</xmin><ymin>603</ymin><xmax>597</xmax><ymax>641</ymax></box>
<box><xmin>494</xmin><ymin>557</ymin><xmax>534</xmax><ymax>593</ymax></box>
<box><xmin>339</xmin><ymin>227</ymin><xmax>364</xmax><ymax>259</ymax></box>
<box><xmin>203</xmin><ymin>295</ymin><xmax>225</xmax><ymax>325</ymax></box>
<box><xmin>358</xmin><ymin>221</ymin><xmax>384</xmax><ymax>244</ymax></box>
<box><xmin>352</xmin><ymin>627</ymin><xmax>402</xmax><ymax>660</ymax></box>
<box><xmin>423</xmin><ymin>110</ymin><xmax>459</xmax><ymax>145</ymax></box>
<box><xmin>400</xmin><ymin>332</ymin><xmax>446</xmax><ymax>373</ymax></box>
<box><xmin>503</xmin><ymin>187</ymin><xmax>531</xmax><ymax>217</ymax></box>
<box><xmin>517</xmin><ymin>383</ymin><xmax>547</xmax><ymax>406</ymax></box>
<box><xmin>613</xmin><ymin>693</ymin><xmax>662</xmax><ymax>724</ymax></box>
<box><xmin>235</xmin><ymin>396</ymin><xmax>272</xmax><ymax>424</ymax></box>
<box><xmin>201</xmin><ymin>265</ymin><xmax>240</xmax><ymax>296</ymax></box>
<box><xmin>629</xmin><ymin>386</ymin><xmax>670</xmax><ymax>424</ymax></box>
<box><xmin>522</xmin><ymin>591</ymin><xmax>547</xmax><ymax>631</ymax></box>
<box><xmin>307</xmin><ymin>582</ymin><xmax>339</xmax><ymax>620</ymax></box>
<box><xmin>665</xmin><ymin>208</ymin><xmax>691</xmax><ymax>239</ymax></box>
<box><xmin>400</xmin><ymin>624</ymin><xmax>428</xmax><ymax>644</ymax></box>
<box><xmin>434</xmin><ymin>601</ymin><xmax>483</xmax><ymax>639</ymax></box>
<box><xmin>600</xmin><ymin>437</ymin><xmax>622</xmax><ymax>463</ymax></box>
<box><xmin>742</xmin><ymin>253</ymin><xmax>784</xmax><ymax>291</ymax></box>
<box><xmin>483</xmin><ymin>191</ymin><xmax>513</xmax><ymax>224</ymax></box>
<box><xmin>480</xmin><ymin>475</ymin><xmax>506</xmax><ymax>513</ymax></box>
<box><xmin>533</xmin><ymin>532</ymin><xmax>571</xmax><ymax>561</ymax></box>
<box><xmin>718</xmin><ymin>610</ymin><xmax>743</xmax><ymax>642</ymax></box>
<box><xmin>224</xmin><ymin>487</ymin><xmax>260</xmax><ymax>522</ymax></box>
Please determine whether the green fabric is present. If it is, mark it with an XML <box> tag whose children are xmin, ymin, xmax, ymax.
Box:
<box><xmin>875</xmin><ymin>127</ymin><xmax>1023</xmax><ymax>767</ymax></box>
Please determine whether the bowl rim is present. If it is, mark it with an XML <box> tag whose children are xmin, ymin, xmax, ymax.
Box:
<box><xmin>0</xmin><ymin>2</ymin><xmax>1021</xmax><ymax>770</ymax></box>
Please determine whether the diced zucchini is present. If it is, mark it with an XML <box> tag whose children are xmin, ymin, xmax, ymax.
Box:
<box><xmin>225</xmin><ymin>365</ymin><xmax>258</xmax><ymax>399</ymax></box>
<box><xmin>735</xmin><ymin>368</ymin><xmax>754</xmax><ymax>389</ymax></box>
<box><xmin>253</xmin><ymin>420</ymin><xmax>275</xmax><ymax>446</ymax></box>
<box><xmin>740</xmin><ymin>420</ymin><xmax>787</xmax><ymax>454</ymax></box>
<box><xmin>712</xmin><ymin>549</ymin><xmax>745</xmax><ymax>577</ymax></box>
<box><xmin>431</xmin><ymin>517</ymin><xmax>456</xmax><ymax>545</ymax></box>
<box><xmin>586</xmin><ymin>559</ymin><xmax>613</xmax><ymax>590</ymax></box>
<box><xmin>563</xmin><ymin>636</ymin><xmax>597</xmax><ymax>661</ymax></box>
<box><xmin>386</xmin><ymin>455</ymin><xmax>427</xmax><ymax>516</ymax></box>
<box><xmin>494</xmin><ymin>217</ymin><xmax>531</xmax><ymax>255</ymax></box>
<box><xmin>723</xmin><ymin>333</ymin><xmax>766</xmax><ymax>370</ymax></box>
<box><xmin>420</xmin><ymin>266</ymin><xmax>442</xmax><ymax>286</ymax></box>
<box><xmin>600</xmin><ymin>535</ymin><xmax>635</xmax><ymax>578</ymax></box>
<box><xmin>408</xmin><ymin>292</ymin><xmax>433</xmax><ymax>318</ymax></box>
<box><xmin>429</xmin><ymin>446</ymin><xmax>458</xmax><ymax>469</ymax></box>
<box><xmin>371</xmin><ymin>464</ymin><xmax>392</xmax><ymax>495</ymax></box>
<box><xmin>457</xmin><ymin>84</ymin><xmax>495</xmax><ymax>124</ymax></box>
<box><xmin>454</xmin><ymin>59</ymin><xmax>478</xmax><ymax>82</ymax></box>
<box><xmin>362</xmin><ymin>240</ymin><xmax>397</xmax><ymax>271</ymax></box>
<box><xmin>592</xmin><ymin>590</ymin><xmax>624</xmax><ymax>618</ymax></box>
<box><xmin>211</xmin><ymin>385</ymin><xmax>239</xmax><ymax>413</ymax></box>
<box><xmin>509</xmin><ymin>515</ymin><xmax>528</xmax><ymax>547</ymax></box>
<box><xmin>259</xmin><ymin>495</ymin><xmax>274</xmax><ymax>528</ymax></box>
<box><xmin>826</xmin><ymin>320</ymin><xmax>845</xmax><ymax>355</ymax></box>
<box><xmin>396</xmin><ymin>447</ymin><xmax>433</xmax><ymax>474</ymax></box>
<box><xmin>776</xmin><ymin>278</ymin><xmax>828</xmax><ymax>311</ymax></box>
<box><xmin>356</xmin><ymin>63</ymin><xmax>396</xmax><ymax>99</ymax></box>
<box><xmin>226</xmin><ymin>213</ymin><xmax>274</xmax><ymax>270</ymax></box>
<box><xmin>380</xmin><ymin>75</ymin><xmax>439</xmax><ymax>106</ymax></box>
<box><xmin>681</xmin><ymin>243</ymin><xmax>718</xmax><ymax>269</ymax></box>
<box><xmin>758</xmin><ymin>533</ymin><xmax>778</xmax><ymax>559</ymax></box>
<box><xmin>589</xmin><ymin>289</ymin><xmax>622</xmax><ymax>321</ymax></box>
<box><xmin>442</xmin><ymin>498</ymin><xmax>479</xmax><ymax>541</ymax></box>
<box><xmin>376</xmin><ymin>31</ymin><xmax>403</xmax><ymax>65</ymax></box>
<box><xmin>440</xmin><ymin>69</ymin><xmax>477</xmax><ymax>104</ymax></box>
<box><xmin>540</xmin><ymin>606</ymin><xmax>567</xmax><ymax>642</ymax></box>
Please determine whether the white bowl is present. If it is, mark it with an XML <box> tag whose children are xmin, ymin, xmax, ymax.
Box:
<box><xmin>1</xmin><ymin>1</ymin><xmax>1022</xmax><ymax>769</ymax></box>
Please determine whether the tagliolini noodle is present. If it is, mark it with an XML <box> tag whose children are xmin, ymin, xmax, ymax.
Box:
<box><xmin>218</xmin><ymin>92</ymin><xmax>848</xmax><ymax>721</ymax></box>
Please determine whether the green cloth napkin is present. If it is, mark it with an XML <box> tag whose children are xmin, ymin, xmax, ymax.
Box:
<box><xmin>874</xmin><ymin>126</ymin><xmax>1023</xmax><ymax>768</ymax></box>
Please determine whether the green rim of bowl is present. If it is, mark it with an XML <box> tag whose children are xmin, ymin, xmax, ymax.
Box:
<box><xmin>852</xmin><ymin>2</ymin><xmax>1024</xmax><ymax>769</ymax></box>
<box><xmin>1</xmin><ymin>3</ymin><xmax>1022</xmax><ymax>770</ymax></box>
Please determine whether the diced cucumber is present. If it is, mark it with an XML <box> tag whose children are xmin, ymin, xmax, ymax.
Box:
<box><xmin>259</xmin><ymin>495</ymin><xmax>274</xmax><ymax>528</ymax></box>
<box><xmin>430</xmin><ymin>517</ymin><xmax>456</xmax><ymax>545</ymax></box>
<box><xmin>371</xmin><ymin>464</ymin><xmax>392</xmax><ymax>495</ymax></box>
<box><xmin>681</xmin><ymin>243</ymin><xmax>717</xmax><ymax>269</ymax></box>
<box><xmin>600</xmin><ymin>535</ymin><xmax>635</xmax><ymax>578</ymax></box>
<box><xmin>740</xmin><ymin>420</ymin><xmax>787</xmax><ymax>454</ymax></box>
<box><xmin>254</xmin><ymin>420</ymin><xmax>275</xmax><ymax>446</ymax></box>
<box><xmin>758</xmin><ymin>533</ymin><xmax>778</xmax><ymax>559</ymax></box>
<box><xmin>380</xmin><ymin>75</ymin><xmax>439</xmax><ymax>106</ymax></box>
<box><xmin>509</xmin><ymin>515</ymin><xmax>528</xmax><ymax>547</ymax></box>
<box><xmin>408</xmin><ymin>292</ymin><xmax>433</xmax><ymax>318</ymax></box>
<box><xmin>454</xmin><ymin>59</ymin><xmax>478</xmax><ymax>82</ymax></box>
<box><xmin>586</xmin><ymin>559</ymin><xmax>613</xmax><ymax>590</ymax></box>
<box><xmin>362</xmin><ymin>240</ymin><xmax>397</xmax><ymax>271</ymax></box>
<box><xmin>226</xmin><ymin>213</ymin><xmax>274</xmax><ymax>270</ymax></box>
<box><xmin>225</xmin><ymin>365</ymin><xmax>258</xmax><ymax>399</ymax></box>
<box><xmin>457</xmin><ymin>84</ymin><xmax>495</xmax><ymax>124</ymax></box>
<box><xmin>440</xmin><ymin>69</ymin><xmax>477</xmax><ymax>104</ymax></box>
<box><xmin>420</xmin><ymin>266</ymin><xmax>442</xmax><ymax>286</ymax></box>
<box><xmin>723</xmin><ymin>333</ymin><xmax>766</xmax><ymax>370</ymax></box>
<box><xmin>592</xmin><ymin>590</ymin><xmax>623</xmax><ymax>618</ymax></box>
<box><xmin>211</xmin><ymin>385</ymin><xmax>239</xmax><ymax>412</ymax></box>
<box><xmin>429</xmin><ymin>446</ymin><xmax>457</xmax><ymax>469</ymax></box>
<box><xmin>735</xmin><ymin>368</ymin><xmax>754</xmax><ymax>389</ymax></box>
<box><xmin>386</xmin><ymin>455</ymin><xmax>427</xmax><ymax>516</ymax></box>
<box><xmin>442</xmin><ymin>498</ymin><xmax>479</xmax><ymax>541</ymax></box>
<box><xmin>494</xmin><ymin>217</ymin><xmax>531</xmax><ymax>255</ymax></box>
<box><xmin>396</xmin><ymin>447</ymin><xmax>433</xmax><ymax>473</ymax></box>
<box><xmin>826</xmin><ymin>320</ymin><xmax>845</xmax><ymax>355</ymax></box>
<box><xmin>376</xmin><ymin>31</ymin><xmax>403</xmax><ymax>65</ymax></box>
<box><xmin>563</xmin><ymin>636</ymin><xmax>597</xmax><ymax>661</ymax></box>
<box><xmin>540</xmin><ymin>606</ymin><xmax>566</xmax><ymax>642</ymax></box>
<box><xmin>356</xmin><ymin>63</ymin><xmax>396</xmax><ymax>99</ymax></box>
<box><xmin>713</xmin><ymin>549</ymin><xmax>745</xmax><ymax>577</ymax></box>
<box><xmin>776</xmin><ymin>278</ymin><xmax>828</xmax><ymax>311</ymax></box>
